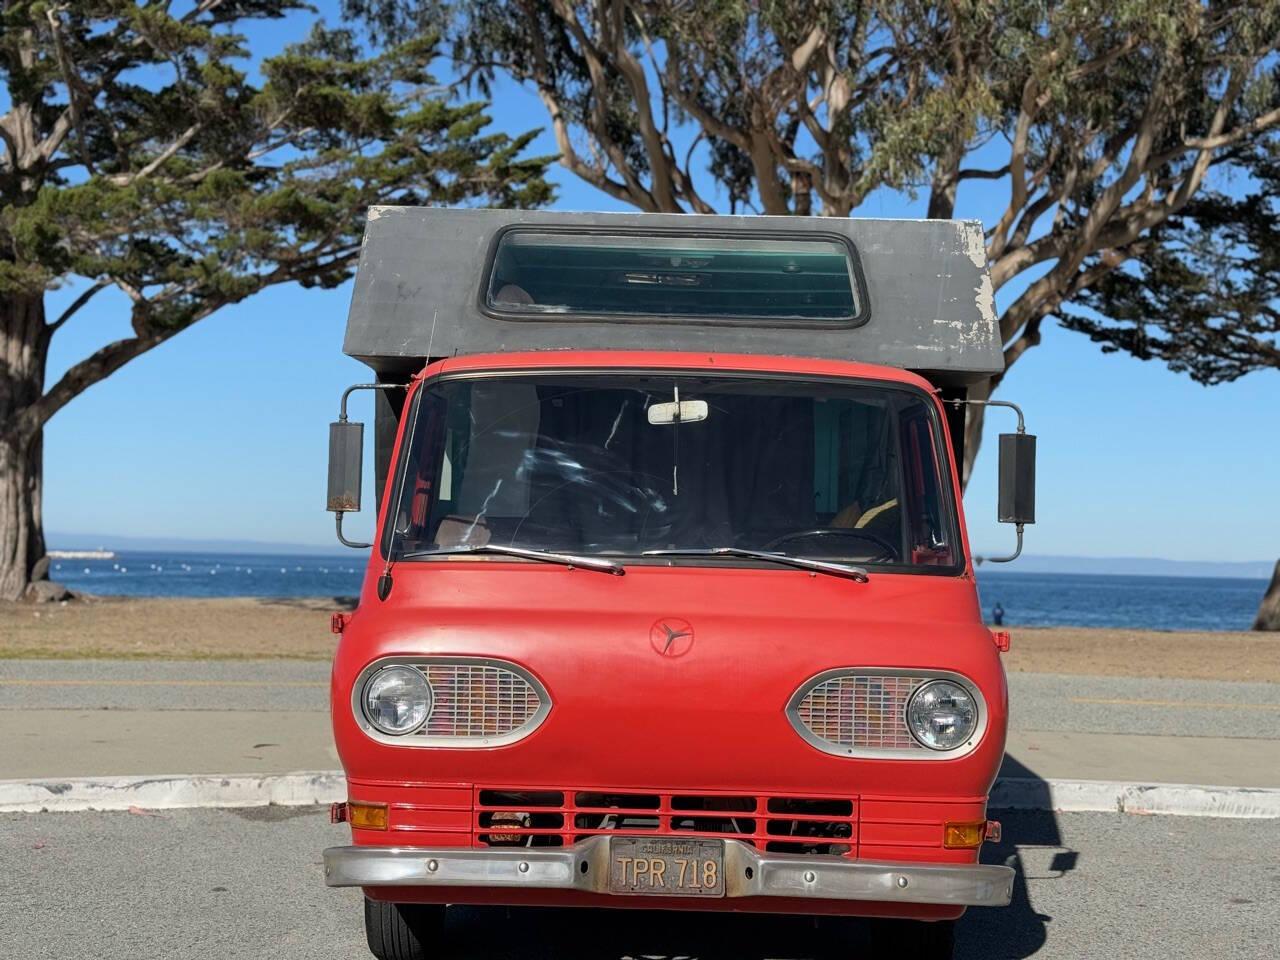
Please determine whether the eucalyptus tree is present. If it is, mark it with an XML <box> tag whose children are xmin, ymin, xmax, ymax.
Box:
<box><xmin>352</xmin><ymin>0</ymin><xmax>1280</xmax><ymax>626</ymax></box>
<box><xmin>0</xmin><ymin>1</ymin><xmax>552</xmax><ymax>600</ymax></box>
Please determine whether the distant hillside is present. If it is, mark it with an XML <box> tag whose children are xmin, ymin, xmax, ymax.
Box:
<box><xmin>977</xmin><ymin>553</ymin><xmax>1273</xmax><ymax>580</ymax></box>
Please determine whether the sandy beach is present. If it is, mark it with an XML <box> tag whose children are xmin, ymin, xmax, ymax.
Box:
<box><xmin>1</xmin><ymin>596</ymin><xmax>1275</xmax><ymax>682</ymax></box>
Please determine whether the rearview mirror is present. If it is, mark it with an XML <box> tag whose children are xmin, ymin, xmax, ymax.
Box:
<box><xmin>327</xmin><ymin>420</ymin><xmax>364</xmax><ymax>514</ymax></box>
<box><xmin>997</xmin><ymin>432</ymin><xmax>1036</xmax><ymax>525</ymax></box>
<box><xmin>648</xmin><ymin>399</ymin><xmax>709</xmax><ymax>424</ymax></box>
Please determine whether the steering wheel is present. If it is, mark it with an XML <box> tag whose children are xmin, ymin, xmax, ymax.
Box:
<box><xmin>763</xmin><ymin>528</ymin><xmax>898</xmax><ymax>561</ymax></box>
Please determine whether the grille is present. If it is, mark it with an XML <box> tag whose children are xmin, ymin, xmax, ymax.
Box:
<box><xmin>418</xmin><ymin>663</ymin><xmax>542</xmax><ymax>739</ymax></box>
<box><xmin>792</xmin><ymin>673</ymin><xmax>929</xmax><ymax>753</ymax></box>
<box><xmin>474</xmin><ymin>788</ymin><xmax>857</xmax><ymax>856</ymax></box>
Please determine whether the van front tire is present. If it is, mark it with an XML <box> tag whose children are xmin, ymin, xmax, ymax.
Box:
<box><xmin>363</xmin><ymin>898</ymin><xmax>446</xmax><ymax>960</ymax></box>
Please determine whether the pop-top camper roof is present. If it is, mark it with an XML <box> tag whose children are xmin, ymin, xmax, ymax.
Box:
<box><xmin>344</xmin><ymin>207</ymin><xmax>1002</xmax><ymax>385</ymax></box>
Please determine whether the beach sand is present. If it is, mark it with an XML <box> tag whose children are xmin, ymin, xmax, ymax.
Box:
<box><xmin>1</xmin><ymin>596</ymin><xmax>1275</xmax><ymax>682</ymax></box>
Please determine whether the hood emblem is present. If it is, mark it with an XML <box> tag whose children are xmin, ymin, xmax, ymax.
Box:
<box><xmin>650</xmin><ymin>618</ymin><xmax>694</xmax><ymax>657</ymax></box>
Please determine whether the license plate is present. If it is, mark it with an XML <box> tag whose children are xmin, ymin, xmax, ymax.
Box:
<box><xmin>608</xmin><ymin>837</ymin><xmax>725</xmax><ymax>897</ymax></box>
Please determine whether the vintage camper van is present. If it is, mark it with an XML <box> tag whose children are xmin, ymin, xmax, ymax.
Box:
<box><xmin>322</xmin><ymin>208</ymin><xmax>1033</xmax><ymax>960</ymax></box>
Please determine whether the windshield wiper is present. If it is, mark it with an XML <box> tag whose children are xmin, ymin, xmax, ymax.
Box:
<box><xmin>397</xmin><ymin>543</ymin><xmax>625</xmax><ymax>576</ymax></box>
<box><xmin>642</xmin><ymin>547</ymin><xmax>869</xmax><ymax>583</ymax></box>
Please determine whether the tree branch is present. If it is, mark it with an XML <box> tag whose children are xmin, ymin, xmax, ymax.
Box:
<box><xmin>543</xmin><ymin>0</ymin><xmax>659</xmax><ymax>210</ymax></box>
<box><xmin>957</xmin><ymin>165</ymin><xmax>1010</xmax><ymax>181</ymax></box>
<box><xmin>47</xmin><ymin>281</ymin><xmax>109</xmax><ymax>333</ymax></box>
<box><xmin>13</xmin><ymin>329</ymin><xmax>180</xmax><ymax>441</ymax></box>
<box><xmin>42</xmin><ymin>8</ymin><xmax>98</xmax><ymax>173</ymax></box>
<box><xmin>601</xmin><ymin>0</ymin><xmax>683</xmax><ymax>211</ymax></box>
<box><xmin>987</xmin><ymin>73</ymin><xmax>1046</xmax><ymax>260</ymax></box>
<box><xmin>1181</xmin><ymin>106</ymin><xmax>1280</xmax><ymax>150</ymax></box>
<box><xmin>105</xmin><ymin>123</ymin><xmax>202</xmax><ymax>186</ymax></box>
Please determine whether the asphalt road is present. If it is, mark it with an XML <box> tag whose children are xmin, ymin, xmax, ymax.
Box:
<box><xmin>4</xmin><ymin>658</ymin><xmax>1279</xmax><ymax>738</ymax></box>
<box><xmin>1</xmin><ymin>807</ymin><xmax>1275</xmax><ymax>960</ymax></box>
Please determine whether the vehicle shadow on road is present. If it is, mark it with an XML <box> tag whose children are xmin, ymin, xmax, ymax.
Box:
<box><xmin>441</xmin><ymin>906</ymin><xmax>887</xmax><ymax>959</ymax></box>
<box><xmin>437</xmin><ymin>756</ymin><xmax>1076</xmax><ymax>960</ymax></box>
<box><xmin>253</xmin><ymin>595</ymin><xmax>359</xmax><ymax>611</ymax></box>
<box><xmin>955</xmin><ymin>755</ymin><xmax>1078</xmax><ymax>959</ymax></box>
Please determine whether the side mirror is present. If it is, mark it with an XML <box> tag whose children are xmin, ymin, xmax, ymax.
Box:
<box><xmin>327</xmin><ymin>420</ymin><xmax>364</xmax><ymax>514</ymax></box>
<box><xmin>326</xmin><ymin>381</ymin><xmax>408</xmax><ymax>550</ymax></box>
<box><xmin>998</xmin><ymin>433</ymin><xmax>1036</xmax><ymax>525</ymax></box>
<box><xmin>327</xmin><ymin>381</ymin><xmax>407</xmax><ymax>547</ymax></box>
<box><xmin>328</xmin><ymin>419</ymin><xmax>370</xmax><ymax>549</ymax></box>
<box><xmin>948</xmin><ymin>397</ymin><xmax>1036</xmax><ymax>564</ymax></box>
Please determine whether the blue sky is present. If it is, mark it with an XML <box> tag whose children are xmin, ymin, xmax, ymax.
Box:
<box><xmin>38</xmin><ymin>4</ymin><xmax>1279</xmax><ymax>562</ymax></box>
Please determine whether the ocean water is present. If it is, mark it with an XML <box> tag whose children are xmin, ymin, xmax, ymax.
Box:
<box><xmin>975</xmin><ymin>570</ymin><xmax>1267</xmax><ymax>632</ymax></box>
<box><xmin>46</xmin><ymin>551</ymin><xmax>1268</xmax><ymax>632</ymax></box>
<box><xmin>49</xmin><ymin>551</ymin><xmax>366</xmax><ymax>600</ymax></box>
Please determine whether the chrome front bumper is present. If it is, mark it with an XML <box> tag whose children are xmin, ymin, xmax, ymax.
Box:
<box><xmin>323</xmin><ymin>838</ymin><xmax>1014</xmax><ymax>908</ymax></box>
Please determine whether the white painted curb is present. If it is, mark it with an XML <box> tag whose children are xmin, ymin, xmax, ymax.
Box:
<box><xmin>0</xmin><ymin>771</ymin><xmax>343</xmax><ymax>814</ymax></box>
<box><xmin>989</xmin><ymin>777</ymin><xmax>1280</xmax><ymax>819</ymax></box>
<box><xmin>2</xmin><ymin>772</ymin><xmax>1278</xmax><ymax>818</ymax></box>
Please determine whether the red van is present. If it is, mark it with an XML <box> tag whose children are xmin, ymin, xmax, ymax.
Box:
<box><xmin>322</xmin><ymin>209</ymin><xmax>1033</xmax><ymax>960</ymax></box>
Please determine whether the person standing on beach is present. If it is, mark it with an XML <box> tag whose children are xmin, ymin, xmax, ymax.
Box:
<box><xmin>992</xmin><ymin>602</ymin><xmax>1005</xmax><ymax>626</ymax></box>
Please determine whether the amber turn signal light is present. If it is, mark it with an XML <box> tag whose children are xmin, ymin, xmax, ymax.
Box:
<box><xmin>348</xmin><ymin>801</ymin><xmax>389</xmax><ymax>831</ymax></box>
<box><xmin>942</xmin><ymin>820</ymin><xmax>987</xmax><ymax>849</ymax></box>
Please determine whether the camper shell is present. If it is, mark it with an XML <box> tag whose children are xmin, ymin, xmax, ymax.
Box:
<box><xmin>343</xmin><ymin>207</ymin><xmax>1002</xmax><ymax>492</ymax></box>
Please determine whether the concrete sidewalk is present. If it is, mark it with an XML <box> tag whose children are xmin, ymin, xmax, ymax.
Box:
<box><xmin>6</xmin><ymin>708</ymin><xmax>1280</xmax><ymax>788</ymax></box>
<box><xmin>4</xmin><ymin>659</ymin><xmax>1279</xmax><ymax>789</ymax></box>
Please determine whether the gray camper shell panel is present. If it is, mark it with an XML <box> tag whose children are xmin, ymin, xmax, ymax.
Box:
<box><xmin>344</xmin><ymin>207</ymin><xmax>1002</xmax><ymax>386</ymax></box>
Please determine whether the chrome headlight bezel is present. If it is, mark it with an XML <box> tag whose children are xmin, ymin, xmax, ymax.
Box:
<box><xmin>786</xmin><ymin>667</ymin><xmax>987</xmax><ymax>760</ymax></box>
<box><xmin>905</xmin><ymin>678</ymin><xmax>981</xmax><ymax>752</ymax></box>
<box><xmin>361</xmin><ymin>664</ymin><xmax>433</xmax><ymax>736</ymax></box>
<box><xmin>351</xmin><ymin>656</ymin><xmax>551</xmax><ymax>748</ymax></box>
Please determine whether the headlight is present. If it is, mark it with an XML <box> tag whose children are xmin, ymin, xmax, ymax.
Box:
<box><xmin>353</xmin><ymin>657</ymin><xmax>551</xmax><ymax>747</ymax></box>
<box><xmin>362</xmin><ymin>665</ymin><xmax>432</xmax><ymax>735</ymax></box>
<box><xmin>906</xmin><ymin>679</ymin><xmax>978</xmax><ymax>750</ymax></box>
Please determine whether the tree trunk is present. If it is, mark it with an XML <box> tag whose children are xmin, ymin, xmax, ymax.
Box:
<box><xmin>1255</xmin><ymin>561</ymin><xmax>1280</xmax><ymax>632</ymax></box>
<box><xmin>0</xmin><ymin>292</ymin><xmax>49</xmax><ymax>601</ymax></box>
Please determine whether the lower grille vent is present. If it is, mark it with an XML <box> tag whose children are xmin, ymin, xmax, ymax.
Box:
<box><xmin>477</xmin><ymin>790</ymin><xmax>563</xmax><ymax>807</ymax></box>
<box><xmin>475</xmin><ymin>787</ymin><xmax>858</xmax><ymax>856</ymax></box>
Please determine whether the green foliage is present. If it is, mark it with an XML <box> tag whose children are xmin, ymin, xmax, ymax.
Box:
<box><xmin>0</xmin><ymin>0</ymin><xmax>554</xmax><ymax>338</ymax></box>
<box><xmin>1061</xmin><ymin>155</ymin><xmax>1280</xmax><ymax>384</ymax></box>
<box><xmin>347</xmin><ymin>0</ymin><xmax>1280</xmax><ymax>386</ymax></box>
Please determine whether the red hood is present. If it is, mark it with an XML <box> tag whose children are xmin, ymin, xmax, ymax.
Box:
<box><xmin>331</xmin><ymin>563</ymin><xmax>1007</xmax><ymax>799</ymax></box>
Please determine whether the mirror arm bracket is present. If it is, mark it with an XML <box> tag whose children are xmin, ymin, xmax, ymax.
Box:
<box><xmin>982</xmin><ymin>523</ymin><xmax>1023</xmax><ymax>564</ymax></box>
<box><xmin>335</xmin><ymin>513</ymin><xmax>372</xmax><ymax>550</ymax></box>
<box><xmin>946</xmin><ymin>397</ymin><xmax>1026</xmax><ymax>434</ymax></box>
<box><xmin>339</xmin><ymin>383</ymin><xmax>408</xmax><ymax>422</ymax></box>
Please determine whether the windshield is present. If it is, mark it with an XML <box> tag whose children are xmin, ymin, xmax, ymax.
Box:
<box><xmin>386</xmin><ymin>374</ymin><xmax>961</xmax><ymax>572</ymax></box>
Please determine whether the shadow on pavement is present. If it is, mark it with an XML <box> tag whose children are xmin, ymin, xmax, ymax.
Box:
<box><xmin>955</xmin><ymin>755</ymin><xmax>1077</xmax><ymax>959</ymax></box>
<box><xmin>253</xmin><ymin>595</ymin><xmax>359</xmax><ymax>611</ymax></box>
<box><xmin>432</xmin><ymin>755</ymin><xmax>1075</xmax><ymax>960</ymax></box>
<box><xmin>441</xmin><ymin>907</ymin><xmax>882</xmax><ymax>959</ymax></box>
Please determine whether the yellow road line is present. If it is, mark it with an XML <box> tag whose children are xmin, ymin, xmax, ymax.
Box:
<box><xmin>0</xmin><ymin>678</ymin><xmax>325</xmax><ymax>688</ymax></box>
<box><xmin>1068</xmin><ymin>696</ymin><xmax>1280</xmax><ymax>712</ymax></box>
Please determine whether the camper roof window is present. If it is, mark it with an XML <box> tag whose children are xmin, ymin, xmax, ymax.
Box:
<box><xmin>485</xmin><ymin>230</ymin><xmax>863</xmax><ymax>324</ymax></box>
